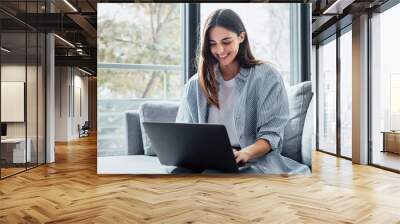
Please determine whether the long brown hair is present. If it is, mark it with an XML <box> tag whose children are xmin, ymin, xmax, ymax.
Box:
<box><xmin>198</xmin><ymin>9</ymin><xmax>262</xmax><ymax>108</ymax></box>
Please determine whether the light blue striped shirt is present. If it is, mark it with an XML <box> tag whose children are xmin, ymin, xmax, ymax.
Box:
<box><xmin>176</xmin><ymin>63</ymin><xmax>310</xmax><ymax>174</ymax></box>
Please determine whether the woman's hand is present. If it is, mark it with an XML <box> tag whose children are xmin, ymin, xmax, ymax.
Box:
<box><xmin>233</xmin><ymin>149</ymin><xmax>251</xmax><ymax>166</ymax></box>
<box><xmin>232</xmin><ymin>139</ymin><xmax>271</xmax><ymax>165</ymax></box>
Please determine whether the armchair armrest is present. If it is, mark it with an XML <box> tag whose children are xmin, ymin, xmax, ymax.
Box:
<box><xmin>301</xmin><ymin>96</ymin><xmax>314</xmax><ymax>169</ymax></box>
<box><xmin>125</xmin><ymin>110</ymin><xmax>144</xmax><ymax>155</ymax></box>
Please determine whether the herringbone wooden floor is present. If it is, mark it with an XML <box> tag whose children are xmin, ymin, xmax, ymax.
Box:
<box><xmin>1</xmin><ymin>135</ymin><xmax>400</xmax><ymax>223</ymax></box>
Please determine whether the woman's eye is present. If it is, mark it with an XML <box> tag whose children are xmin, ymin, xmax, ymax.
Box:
<box><xmin>223</xmin><ymin>42</ymin><xmax>231</xmax><ymax>45</ymax></box>
<box><xmin>209</xmin><ymin>43</ymin><xmax>216</xmax><ymax>46</ymax></box>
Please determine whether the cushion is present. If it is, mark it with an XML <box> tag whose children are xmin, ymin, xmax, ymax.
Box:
<box><xmin>139</xmin><ymin>101</ymin><xmax>179</xmax><ymax>156</ymax></box>
<box><xmin>282</xmin><ymin>81</ymin><xmax>313</xmax><ymax>163</ymax></box>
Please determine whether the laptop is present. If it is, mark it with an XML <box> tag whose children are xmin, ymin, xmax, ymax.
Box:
<box><xmin>142</xmin><ymin>122</ymin><xmax>253</xmax><ymax>173</ymax></box>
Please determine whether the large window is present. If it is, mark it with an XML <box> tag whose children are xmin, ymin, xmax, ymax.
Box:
<box><xmin>317</xmin><ymin>37</ymin><xmax>337</xmax><ymax>155</ymax></box>
<box><xmin>97</xmin><ymin>3</ymin><xmax>183</xmax><ymax>156</ymax></box>
<box><xmin>340</xmin><ymin>29</ymin><xmax>352</xmax><ymax>158</ymax></box>
<box><xmin>316</xmin><ymin>27</ymin><xmax>353</xmax><ymax>159</ymax></box>
<box><xmin>201</xmin><ymin>4</ymin><xmax>300</xmax><ymax>86</ymax></box>
<box><xmin>370</xmin><ymin>3</ymin><xmax>400</xmax><ymax>171</ymax></box>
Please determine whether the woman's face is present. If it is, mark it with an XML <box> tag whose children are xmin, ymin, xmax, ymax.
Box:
<box><xmin>208</xmin><ymin>26</ymin><xmax>245</xmax><ymax>67</ymax></box>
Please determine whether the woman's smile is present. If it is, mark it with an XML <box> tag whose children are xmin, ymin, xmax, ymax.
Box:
<box><xmin>218</xmin><ymin>53</ymin><xmax>229</xmax><ymax>59</ymax></box>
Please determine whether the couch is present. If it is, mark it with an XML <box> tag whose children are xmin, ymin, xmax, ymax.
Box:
<box><xmin>97</xmin><ymin>81</ymin><xmax>314</xmax><ymax>174</ymax></box>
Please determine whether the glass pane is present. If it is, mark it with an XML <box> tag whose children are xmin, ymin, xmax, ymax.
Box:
<box><xmin>98</xmin><ymin>3</ymin><xmax>181</xmax><ymax>65</ymax></box>
<box><xmin>97</xmin><ymin>3</ymin><xmax>183</xmax><ymax>158</ymax></box>
<box><xmin>27</xmin><ymin>31</ymin><xmax>38</xmax><ymax>169</ymax></box>
<box><xmin>318</xmin><ymin>38</ymin><xmax>337</xmax><ymax>154</ymax></box>
<box><xmin>98</xmin><ymin>69</ymin><xmax>182</xmax><ymax>100</ymax></box>
<box><xmin>1</xmin><ymin>30</ymin><xmax>27</xmax><ymax>177</ymax></box>
<box><xmin>371</xmin><ymin>4</ymin><xmax>400</xmax><ymax>171</ymax></box>
<box><xmin>340</xmin><ymin>30</ymin><xmax>352</xmax><ymax>158</ymax></box>
<box><xmin>97</xmin><ymin>69</ymin><xmax>181</xmax><ymax>157</ymax></box>
<box><xmin>200</xmin><ymin>3</ymin><xmax>295</xmax><ymax>86</ymax></box>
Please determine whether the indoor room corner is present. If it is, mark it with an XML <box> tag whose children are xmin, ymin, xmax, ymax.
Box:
<box><xmin>54</xmin><ymin>66</ymin><xmax>96</xmax><ymax>142</ymax></box>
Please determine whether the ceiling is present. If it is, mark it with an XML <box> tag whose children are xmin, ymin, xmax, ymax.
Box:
<box><xmin>311</xmin><ymin>0</ymin><xmax>391</xmax><ymax>44</ymax></box>
<box><xmin>0</xmin><ymin>0</ymin><xmax>98</xmax><ymax>74</ymax></box>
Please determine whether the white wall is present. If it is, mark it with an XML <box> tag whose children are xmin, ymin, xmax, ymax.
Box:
<box><xmin>55</xmin><ymin>67</ymin><xmax>89</xmax><ymax>141</ymax></box>
<box><xmin>1</xmin><ymin>65</ymin><xmax>26</xmax><ymax>138</ymax></box>
<box><xmin>1</xmin><ymin>82</ymin><xmax>25</xmax><ymax>122</ymax></box>
<box><xmin>1</xmin><ymin>65</ymin><xmax>25</xmax><ymax>81</ymax></box>
<box><xmin>74</xmin><ymin>73</ymin><xmax>89</xmax><ymax>129</ymax></box>
<box><xmin>1</xmin><ymin>65</ymin><xmax>41</xmax><ymax>137</ymax></box>
<box><xmin>55</xmin><ymin>66</ymin><xmax>69</xmax><ymax>141</ymax></box>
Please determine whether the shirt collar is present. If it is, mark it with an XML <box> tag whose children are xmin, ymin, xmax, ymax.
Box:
<box><xmin>237</xmin><ymin>66</ymin><xmax>251</xmax><ymax>81</ymax></box>
<box><xmin>214</xmin><ymin>64</ymin><xmax>251</xmax><ymax>84</ymax></box>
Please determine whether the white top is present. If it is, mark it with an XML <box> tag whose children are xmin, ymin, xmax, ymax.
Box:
<box><xmin>207</xmin><ymin>73</ymin><xmax>240</xmax><ymax>147</ymax></box>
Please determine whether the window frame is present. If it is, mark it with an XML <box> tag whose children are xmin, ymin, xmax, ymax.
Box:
<box><xmin>96</xmin><ymin>3</ymin><xmax>188</xmax><ymax>156</ymax></box>
<box><xmin>315</xmin><ymin>24</ymin><xmax>353</xmax><ymax>161</ymax></box>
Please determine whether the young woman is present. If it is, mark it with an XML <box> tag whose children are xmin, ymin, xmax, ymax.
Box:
<box><xmin>175</xmin><ymin>9</ymin><xmax>310</xmax><ymax>174</ymax></box>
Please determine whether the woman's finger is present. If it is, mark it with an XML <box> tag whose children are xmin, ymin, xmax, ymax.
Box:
<box><xmin>236</xmin><ymin>155</ymin><xmax>243</xmax><ymax>164</ymax></box>
<box><xmin>233</xmin><ymin>150</ymin><xmax>238</xmax><ymax>158</ymax></box>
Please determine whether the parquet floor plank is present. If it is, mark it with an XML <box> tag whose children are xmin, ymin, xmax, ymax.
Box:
<box><xmin>1</xmin><ymin>135</ymin><xmax>400</xmax><ymax>223</ymax></box>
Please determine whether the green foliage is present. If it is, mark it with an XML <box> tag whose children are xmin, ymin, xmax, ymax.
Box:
<box><xmin>98</xmin><ymin>3</ymin><xmax>182</xmax><ymax>98</ymax></box>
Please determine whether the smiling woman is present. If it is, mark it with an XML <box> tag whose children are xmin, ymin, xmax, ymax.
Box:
<box><xmin>174</xmin><ymin>8</ymin><xmax>310</xmax><ymax>174</ymax></box>
<box><xmin>97</xmin><ymin>3</ymin><xmax>311</xmax><ymax>175</ymax></box>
